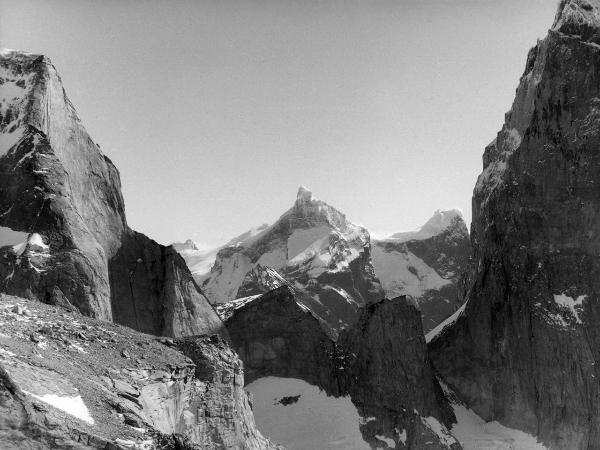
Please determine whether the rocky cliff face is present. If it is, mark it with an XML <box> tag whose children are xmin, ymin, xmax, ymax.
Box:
<box><xmin>429</xmin><ymin>1</ymin><xmax>600</xmax><ymax>448</ymax></box>
<box><xmin>197</xmin><ymin>187</ymin><xmax>383</xmax><ymax>332</ymax></box>
<box><xmin>372</xmin><ymin>210</ymin><xmax>470</xmax><ymax>332</ymax></box>
<box><xmin>336</xmin><ymin>298</ymin><xmax>459</xmax><ymax>449</ymax></box>
<box><xmin>175</xmin><ymin>335</ymin><xmax>283</xmax><ymax>449</ymax></box>
<box><xmin>224</xmin><ymin>286</ymin><xmax>337</xmax><ymax>390</ymax></box>
<box><xmin>0</xmin><ymin>293</ymin><xmax>279</xmax><ymax>449</ymax></box>
<box><xmin>0</xmin><ymin>49</ymin><xmax>223</xmax><ymax>338</ymax></box>
<box><xmin>223</xmin><ymin>286</ymin><xmax>459</xmax><ymax>449</ymax></box>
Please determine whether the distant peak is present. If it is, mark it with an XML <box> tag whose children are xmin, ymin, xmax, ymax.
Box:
<box><xmin>431</xmin><ymin>209</ymin><xmax>464</xmax><ymax>221</ymax></box>
<box><xmin>296</xmin><ymin>186</ymin><xmax>313</xmax><ymax>202</ymax></box>
<box><xmin>389</xmin><ymin>209</ymin><xmax>466</xmax><ymax>242</ymax></box>
<box><xmin>184</xmin><ymin>239</ymin><xmax>199</xmax><ymax>250</ymax></box>
<box><xmin>552</xmin><ymin>0</ymin><xmax>600</xmax><ymax>42</ymax></box>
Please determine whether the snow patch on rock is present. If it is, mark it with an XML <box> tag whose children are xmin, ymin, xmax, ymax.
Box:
<box><xmin>372</xmin><ymin>246</ymin><xmax>451</xmax><ymax>300</ymax></box>
<box><xmin>553</xmin><ymin>293</ymin><xmax>587</xmax><ymax>324</ymax></box>
<box><xmin>450</xmin><ymin>397</ymin><xmax>547</xmax><ymax>449</ymax></box>
<box><xmin>420</xmin><ymin>415</ymin><xmax>457</xmax><ymax>448</ymax></box>
<box><xmin>426</xmin><ymin>302</ymin><xmax>466</xmax><ymax>343</ymax></box>
<box><xmin>23</xmin><ymin>391</ymin><xmax>94</xmax><ymax>425</ymax></box>
<box><xmin>375</xmin><ymin>434</ymin><xmax>396</xmax><ymax>448</ymax></box>
<box><xmin>388</xmin><ymin>209</ymin><xmax>464</xmax><ymax>243</ymax></box>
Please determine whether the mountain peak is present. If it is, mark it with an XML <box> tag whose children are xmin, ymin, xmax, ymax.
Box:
<box><xmin>388</xmin><ymin>209</ymin><xmax>466</xmax><ymax>242</ymax></box>
<box><xmin>552</xmin><ymin>0</ymin><xmax>600</xmax><ymax>42</ymax></box>
<box><xmin>296</xmin><ymin>185</ymin><xmax>313</xmax><ymax>203</ymax></box>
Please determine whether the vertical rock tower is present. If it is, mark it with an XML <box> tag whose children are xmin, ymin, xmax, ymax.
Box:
<box><xmin>0</xmin><ymin>50</ymin><xmax>223</xmax><ymax>337</ymax></box>
<box><xmin>430</xmin><ymin>1</ymin><xmax>600</xmax><ymax>448</ymax></box>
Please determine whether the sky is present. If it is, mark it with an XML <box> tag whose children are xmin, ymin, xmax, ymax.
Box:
<box><xmin>0</xmin><ymin>0</ymin><xmax>558</xmax><ymax>247</ymax></box>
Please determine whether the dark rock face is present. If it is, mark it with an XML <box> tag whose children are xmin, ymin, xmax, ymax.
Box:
<box><xmin>198</xmin><ymin>187</ymin><xmax>383</xmax><ymax>333</ymax></box>
<box><xmin>336</xmin><ymin>298</ymin><xmax>459</xmax><ymax>449</ymax></box>
<box><xmin>429</xmin><ymin>1</ymin><xmax>600</xmax><ymax>448</ymax></box>
<box><xmin>224</xmin><ymin>286</ymin><xmax>459</xmax><ymax>449</ymax></box>
<box><xmin>225</xmin><ymin>286</ymin><xmax>337</xmax><ymax>391</ymax></box>
<box><xmin>235</xmin><ymin>264</ymin><xmax>336</xmax><ymax>336</ymax></box>
<box><xmin>109</xmin><ymin>231</ymin><xmax>224</xmax><ymax>337</ymax></box>
<box><xmin>0</xmin><ymin>50</ymin><xmax>223</xmax><ymax>338</ymax></box>
<box><xmin>372</xmin><ymin>211</ymin><xmax>471</xmax><ymax>332</ymax></box>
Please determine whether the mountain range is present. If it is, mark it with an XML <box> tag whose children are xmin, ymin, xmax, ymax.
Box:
<box><xmin>175</xmin><ymin>188</ymin><xmax>470</xmax><ymax>333</ymax></box>
<box><xmin>2</xmin><ymin>0</ymin><xmax>600</xmax><ymax>448</ymax></box>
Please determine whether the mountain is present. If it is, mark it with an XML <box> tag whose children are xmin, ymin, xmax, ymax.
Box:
<box><xmin>372</xmin><ymin>210</ymin><xmax>471</xmax><ymax>332</ymax></box>
<box><xmin>195</xmin><ymin>186</ymin><xmax>383</xmax><ymax>332</ymax></box>
<box><xmin>171</xmin><ymin>225</ymin><xmax>270</xmax><ymax>278</ymax></box>
<box><xmin>184</xmin><ymin>201</ymin><xmax>470</xmax><ymax>334</ymax></box>
<box><xmin>223</xmin><ymin>286</ymin><xmax>460</xmax><ymax>449</ymax></box>
<box><xmin>429</xmin><ymin>1</ymin><xmax>600</xmax><ymax>448</ymax></box>
<box><xmin>0</xmin><ymin>49</ymin><xmax>222</xmax><ymax>338</ymax></box>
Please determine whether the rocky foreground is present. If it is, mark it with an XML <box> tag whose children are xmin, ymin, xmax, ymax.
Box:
<box><xmin>0</xmin><ymin>293</ymin><xmax>279</xmax><ymax>449</ymax></box>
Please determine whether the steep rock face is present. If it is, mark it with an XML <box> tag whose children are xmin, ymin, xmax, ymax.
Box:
<box><xmin>197</xmin><ymin>187</ymin><xmax>383</xmax><ymax>332</ymax></box>
<box><xmin>372</xmin><ymin>210</ymin><xmax>471</xmax><ymax>332</ymax></box>
<box><xmin>430</xmin><ymin>2</ymin><xmax>600</xmax><ymax>448</ymax></box>
<box><xmin>175</xmin><ymin>336</ymin><xmax>283</xmax><ymax>450</ymax></box>
<box><xmin>336</xmin><ymin>298</ymin><xmax>459</xmax><ymax>449</ymax></box>
<box><xmin>0</xmin><ymin>50</ymin><xmax>223</xmax><ymax>337</ymax></box>
<box><xmin>224</xmin><ymin>286</ymin><xmax>337</xmax><ymax>390</ymax></box>
<box><xmin>223</xmin><ymin>287</ymin><xmax>459</xmax><ymax>449</ymax></box>
<box><xmin>0</xmin><ymin>294</ymin><xmax>278</xmax><ymax>449</ymax></box>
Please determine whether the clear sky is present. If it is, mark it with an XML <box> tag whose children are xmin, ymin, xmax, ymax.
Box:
<box><xmin>0</xmin><ymin>0</ymin><xmax>557</xmax><ymax>247</ymax></box>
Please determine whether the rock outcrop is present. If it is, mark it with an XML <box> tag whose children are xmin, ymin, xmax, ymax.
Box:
<box><xmin>372</xmin><ymin>210</ymin><xmax>470</xmax><ymax>332</ymax></box>
<box><xmin>197</xmin><ymin>187</ymin><xmax>383</xmax><ymax>332</ymax></box>
<box><xmin>222</xmin><ymin>286</ymin><xmax>459</xmax><ymax>449</ymax></box>
<box><xmin>224</xmin><ymin>286</ymin><xmax>337</xmax><ymax>390</ymax></box>
<box><xmin>0</xmin><ymin>49</ymin><xmax>223</xmax><ymax>338</ymax></box>
<box><xmin>429</xmin><ymin>1</ymin><xmax>600</xmax><ymax>448</ymax></box>
<box><xmin>336</xmin><ymin>298</ymin><xmax>459</xmax><ymax>449</ymax></box>
<box><xmin>0</xmin><ymin>293</ymin><xmax>279</xmax><ymax>449</ymax></box>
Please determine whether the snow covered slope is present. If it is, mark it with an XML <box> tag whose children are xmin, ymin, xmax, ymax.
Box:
<box><xmin>190</xmin><ymin>187</ymin><xmax>383</xmax><ymax>331</ymax></box>
<box><xmin>246</xmin><ymin>377</ymin><xmax>371</xmax><ymax>450</ymax></box>
<box><xmin>441</xmin><ymin>382</ymin><xmax>548</xmax><ymax>450</ymax></box>
<box><xmin>170</xmin><ymin>240</ymin><xmax>220</xmax><ymax>276</ymax></box>
<box><xmin>171</xmin><ymin>225</ymin><xmax>269</xmax><ymax>278</ymax></box>
<box><xmin>372</xmin><ymin>210</ymin><xmax>470</xmax><ymax>332</ymax></box>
